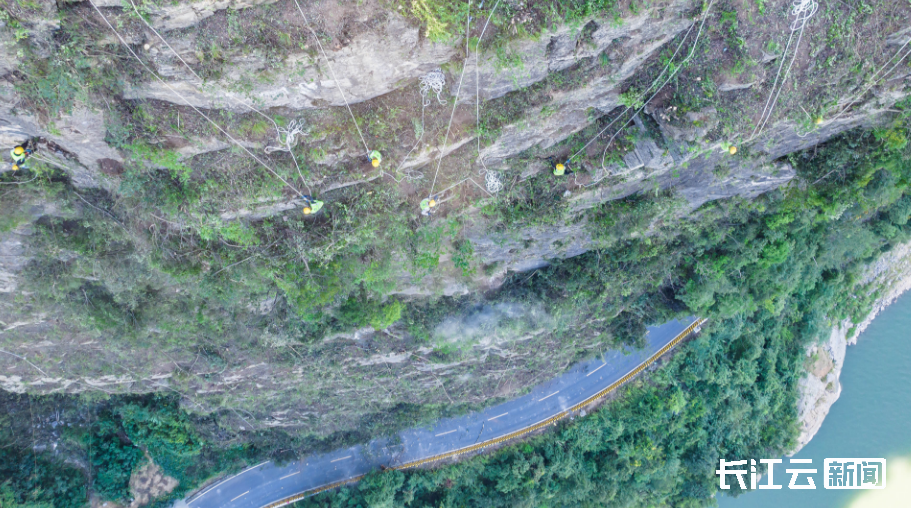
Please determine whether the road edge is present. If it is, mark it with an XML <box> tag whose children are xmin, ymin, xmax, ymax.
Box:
<box><xmin>259</xmin><ymin>318</ymin><xmax>707</xmax><ymax>508</ymax></box>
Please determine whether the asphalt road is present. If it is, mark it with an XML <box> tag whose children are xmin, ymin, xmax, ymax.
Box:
<box><xmin>182</xmin><ymin>317</ymin><xmax>698</xmax><ymax>508</ymax></box>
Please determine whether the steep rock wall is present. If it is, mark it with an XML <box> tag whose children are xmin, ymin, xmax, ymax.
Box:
<box><xmin>792</xmin><ymin>239</ymin><xmax>911</xmax><ymax>454</ymax></box>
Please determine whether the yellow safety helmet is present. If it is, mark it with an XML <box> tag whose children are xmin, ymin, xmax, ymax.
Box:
<box><xmin>815</xmin><ymin>117</ymin><xmax>823</xmax><ymax>125</ymax></box>
<box><xmin>13</xmin><ymin>146</ymin><xmax>25</xmax><ymax>155</ymax></box>
<box><xmin>303</xmin><ymin>206</ymin><xmax>312</xmax><ymax>214</ymax></box>
<box><xmin>728</xmin><ymin>146</ymin><xmax>737</xmax><ymax>155</ymax></box>
<box><xmin>371</xmin><ymin>158</ymin><xmax>380</xmax><ymax>167</ymax></box>
<box><xmin>11</xmin><ymin>164</ymin><xmax>19</xmax><ymax>171</ymax></box>
<box><xmin>429</xmin><ymin>199</ymin><xmax>436</xmax><ymax>207</ymax></box>
<box><xmin>555</xmin><ymin>163</ymin><xmax>565</xmax><ymax>171</ymax></box>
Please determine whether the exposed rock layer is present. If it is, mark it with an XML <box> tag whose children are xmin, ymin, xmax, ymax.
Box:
<box><xmin>792</xmin><ymin>240</ymin><xmax>911</xmax><ymax>454</ymax></box>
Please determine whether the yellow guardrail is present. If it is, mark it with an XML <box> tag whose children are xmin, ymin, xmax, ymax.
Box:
<box><xmin>260</xmin><ymin>318</ymin><xmax>706</xmax><ymax>508</ymax></box>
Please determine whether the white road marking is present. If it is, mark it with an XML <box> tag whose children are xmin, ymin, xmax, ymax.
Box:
<box><xmin>538</xmin><ymin>390</ymin><xmax>559</xmax><ymax>402</ymax></box>
<box><xmin>488</xmin><ymin>412</ymin><xmax>508</xmax><ymax>421</ymax></box>
<box><xmin>188</xmin><ymin>461</ymin><xmax>268</xmax><ymax>504</ymax></box>
<box><xmin>230</xmin><ymin>491</ymin><xmax>249</xmax><ymax>502</ymax></box>
<box><xmin>279</xmin><ymin>471</ymin><xmax>301</xmax><ymax>480</ymax></box>
<box><xmin>586</xmin><ymin>363</ymin><xmax>607</xmax><ymax>377</ymax></box>
<box><xmin>435</xmin><ymin>429</ymin><xmax>458</xmax><ymax>437</ymax></box>
<box><xmin>330</xmin><ymin>455</ymin><xmax>352</xmax><ymax>463</ymax></box>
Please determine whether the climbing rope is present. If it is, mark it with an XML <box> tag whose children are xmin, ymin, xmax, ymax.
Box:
<box><xmin>292</xmin><ymin>0</ymin><xmax>371</xmax><ymax>158</ymax></box>
<box><xmin>481</xmin><ymin>168</ymin><xmax>503</xmax><ymax>193</ymax></box>
<box><xmin>826</xmin><ymin>33</ymin><xmax>911</xmax><ymax>125</ymax></box>
<box><xmin>89</xmin><ymin>0</ymin><xmax>307</xmax><ymax>199</ymax></box>
<box><xmin>561</xmin><ymin>0</ymin><xmax>716</xmax><ymax>184</ymax></box>
<box><xmin>127</xmin><ymin>0</ymin><xmax>279</xmax><ymax>133</ymax></box>
<box><xmin>429</xmin><ymin>0</ymin><xmax>473</xmax><ymax>198</ymax></box>
<box><xmin>747</xmin><ymin>0</ymin><xmax>817</xmax><ymax>141</ymax></box>
<box><xmin>475</xmin><ymin>0</ymin><xmax>503</xmax><ymax>194</ymax></box>
<box><xmin>378</xmin><ymin>68</ymin><xmax>449</xmax><ymax>185</ymax></box>
<box><xmin>427</xmin><ymin>0</ymin><xmax>505</xmax><ymax>201</ymax></box>
<box><xmin>571</xmin><ymin>0</ymin><xmax>717</xmax><ymax>188</ymax></box>
<box><xmin>265</xmin><ymin>119</ymin><xmax>306</xmax><ymax>154</ymax></box>
<box><xmin>789</xmin><ymin>0</ymin><xmax>818</xmax><ymax>31</ymax></box>
<box><xmin>420</xmin><ymin>69</ymin><xmax>447</xmax><ymax>106</ymax></box>
<box><xmin>126</xmin><ymin>0</ymin><xmax>313</xmax><ymax>195</ymax></box>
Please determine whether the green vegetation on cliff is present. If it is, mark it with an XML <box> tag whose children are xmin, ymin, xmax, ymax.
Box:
<box><xmin>2</xmin><ymin>117</ymin><xmax>908</xmax><ymax>507</ymax></box>
<box><xmin>293</xmin><ymin>122</ymin><xmax>911</xmax><ymax>506</ymax></box>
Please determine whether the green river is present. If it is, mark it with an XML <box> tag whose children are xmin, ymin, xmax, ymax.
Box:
<box><xmin>719</xmin><ymin>292</ymin><xmax>911</xmax><ymax>508</ymax></box>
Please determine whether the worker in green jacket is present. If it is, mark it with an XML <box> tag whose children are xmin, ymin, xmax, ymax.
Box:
<box><xmin>302</xmin><ymin>195</ymin><xmax>324</xmax><ymax>215</ymax></box>
<box><xmin>420</xmin><ymin>196</ymin><xmax>438</xmax><ymax>216</ymax></box>
<box><xmin>369</xmin><ymin>150</ymin><xmax>382</xmax><ymax>168</ymax></box>
<box><xmin>9</xmin><ymin>144</ymin><xmax>33</xmax><ymax>171</ymax></box>
<box><xmin>553</xmin><ymin>161</ymin><xmax>572</xmax><ymax>176</ymax></box>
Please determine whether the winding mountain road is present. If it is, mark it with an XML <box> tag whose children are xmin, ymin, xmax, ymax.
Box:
<box><xmin>182</xmin><ymin>317</ymin><xmax>702</xmax><ymax>508</ymax></box>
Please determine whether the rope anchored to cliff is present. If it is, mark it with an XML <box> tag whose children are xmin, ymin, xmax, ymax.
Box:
<box><xmin>379</xmin><ymin>69</ymin><xmax>450</xmax><ymax>184</ymax></box>
<box><xmin>90</xmin><ymin>0</ymin><xmax>309</xmax><ymax>200</ymax></box>
<box><xmin>292</xmin><ymin>0</ymin><xmax>372</xmax><ymax>160</ymax></box>
<box><xmin>126</xmin><ymin>0</ymin><xmax>313</xmax><ymax>196</ymax></box>
<box><xmin>746</xmin><ymin>0</ymin><xmax>818</xmax><ymax>142</ymax></box>
<box><xmin>560</xmin><ymin>0</ymin><xmax>717</xmax><ymax>187</ymax></box>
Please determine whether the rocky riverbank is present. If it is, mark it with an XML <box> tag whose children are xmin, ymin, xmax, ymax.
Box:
<box><xmin>793</xmin><ymin>240</ymin><xmax>911</xmax><ymax>454</ymax></box>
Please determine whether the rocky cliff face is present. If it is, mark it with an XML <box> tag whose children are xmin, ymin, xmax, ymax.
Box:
<box><xmin>1</xmin><ymin>0</ymin><xmax>909</xmax><ymax>441</ymax></box>
<box><xmin>793</xmin><ymin>239</ymin><xmax>911</xmax><ymax>454</ymax></box>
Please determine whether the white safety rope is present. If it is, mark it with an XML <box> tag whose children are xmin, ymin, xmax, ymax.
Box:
<box><xmin>127</xmin><ymin>0</ymin><xmax>313</xmax><ymax>195</ymax></box>
<box><xmin>826</xmin><ymin>34</ymin><xmax>911</xmax><ymax>125</ymax></box>
<box><xmin>381</xmin><ymin>69</ymin><xmax>449</xmax><ymax>184</ymax></box>
<box><xmin>481</xmin><ymin>168</ymin><xmax>503</xmax><ymax>193</ymax></box>
<box><xmin>475</xmin><ymin>0</ymin><xmax>503</xmax><ymax>194</ymax></box>
<box><xmin>89</xmin><ymin>0</ymin><xmax>306</xmax><ymax>198</ymax></box>
<box><xmin>577</xmin><ymin>0</ymin><xmax>717</xmax><ymax>188</ymax></box>
<box><xmin>292</xmin><ymin>0</ymin><xmax>371</xmax><ymax>157</ymax></box>
<box><xmin>747</xmin><ymin>0</ymin><xmax>817</xmax><ymax>141</ymax></box>
<box><xmin>420</xmin><ymin>69</ymin><xmax>447</xmax><ymax>106</ymax></box>
<box><xmin>264</xmin><ymin>119</ymin><xmax>306</xmax><ymax>154</ymax></box>
<box><xmin>564</xmin><ymin>0</ymin><xmax>716</xmax><ymax>184</ymax></box>
<box><xmin>429</xmin><ymin>0</ymin><xmax>472</xmax><ymax>198</ymax></box>
<box><xmin>127</xmin><ymin>0</ymin><xmax>279</xmax><ymax>132</ymax></box>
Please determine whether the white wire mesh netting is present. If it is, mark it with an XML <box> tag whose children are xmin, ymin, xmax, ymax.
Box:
<box><xmin>420</xmin><ymin>69</ymin><xmax>447</xmax><ymax>107</ymax></box>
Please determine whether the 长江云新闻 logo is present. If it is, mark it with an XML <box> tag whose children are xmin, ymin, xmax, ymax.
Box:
<box><xmin>715</xmin><ymin>458</ymin><xmax>886</xmax><ymax>490</ymax></box>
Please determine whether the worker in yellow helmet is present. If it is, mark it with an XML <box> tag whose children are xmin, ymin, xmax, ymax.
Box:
<box><xmin>8</xmin><ymin>143</ymin><xmax>35</xmax><ymax>173</ymax></box>
<box><xmin>10</xmin><ymin>144</ymin><xmax>32</xmax><ymax>166</ymax></box>
<box><xmin>552</xmin><ymin>160</ymin><xmax>572</xmax><ymax>176</ymax></box>
<box><xmin>420</xmin><ymin>195</ymin><xmax>439</xmax><ymax>216</ymax></box>
<box><xmin>369</xmin><ymin>150</ymin><xmax>382</xmax><ymax>168</ymax></box>
<box><xmin>301</xmin><ymin>195</ymin><xmax>324</xmax><ymax>215</ymax></box>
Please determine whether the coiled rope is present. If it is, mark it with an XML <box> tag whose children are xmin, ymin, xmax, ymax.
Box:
<box><xmin>264</xmin><ymin>119</ymin><xmax>306</xmax><ymax>154</ymax></box>
<box><xmin>475</xmin><ymin>0</ymin><xmax>503</xmax><ymax>194</ymax></box>
<box><xmin>420</xmin><ymin>68</ymin><xmax>447</xmax><ymax>106</ymax></box>
<box><xmin>126</xmin><ymin>0</ymin><xmax>312</xmax><ymax>194</ymax></box>
<box><xmin>747</xmin><ymin>0</ymin><xmax>818</xmax><ymax>141</ymax></box>
<box><xmin>379</xmin><ymin>68</ymin><xmax>451</xmax><ymax>184</ymax></box>
<box><xmin>481</xmin><ymin>168</ymin><xmax>503</xmax><ymax>193</ymax></box>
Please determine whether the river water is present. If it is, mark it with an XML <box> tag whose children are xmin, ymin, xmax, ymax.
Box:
<box><xmin>718</xmin><ymin>292</ymin><xmax>911</xmax><ymax>508</ymax></box>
